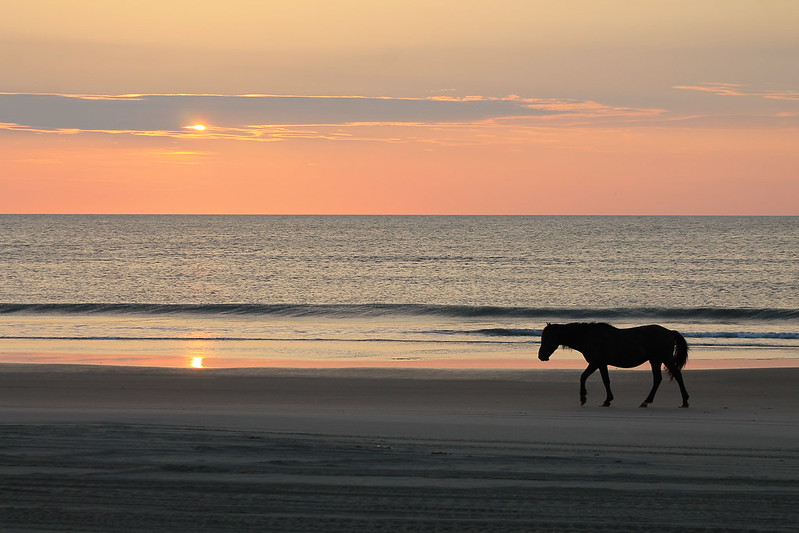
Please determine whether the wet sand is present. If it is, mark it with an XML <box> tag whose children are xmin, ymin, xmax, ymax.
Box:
<box><xmin>1</xmin><ymin>365</ymin><xmax>797</xmax><ymax>532</ymax></box>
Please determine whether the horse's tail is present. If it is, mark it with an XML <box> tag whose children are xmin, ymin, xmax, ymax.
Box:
<box><xmin>668</xmin><ymin>330</ymin><xmax>689</xmax><ymax>380</ymax></box>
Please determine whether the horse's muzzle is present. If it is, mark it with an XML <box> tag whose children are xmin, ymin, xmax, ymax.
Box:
<box><xmin>538</xmin><ymin>354</ymin><xmax>550</xmax><ymax>361</ymax></box>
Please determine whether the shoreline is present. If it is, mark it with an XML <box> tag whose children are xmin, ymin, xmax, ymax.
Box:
<box><xmin>2</xmin><ymin>342</ymin><xmax>798</xmax><ymax>370</ymax></box>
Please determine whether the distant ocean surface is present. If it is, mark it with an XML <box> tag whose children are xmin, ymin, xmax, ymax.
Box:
<box><xmin>1</xmin><ymin>215</ymin><xmax>797</xmax><ymax>369</ymax></box>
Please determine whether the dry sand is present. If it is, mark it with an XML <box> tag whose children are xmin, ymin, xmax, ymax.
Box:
<box><xmin>1</xmin><ymin>365</ymin><xmax>797</xmax><ymax>532</ymax></box>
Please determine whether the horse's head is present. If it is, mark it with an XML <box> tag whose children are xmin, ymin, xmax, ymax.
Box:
<box><xmin>538</xmin><ymin>323</ymin><xmax>560</xmax><ymax>361</ymax></box>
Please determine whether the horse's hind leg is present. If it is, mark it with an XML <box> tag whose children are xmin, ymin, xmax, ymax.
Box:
<box><xmin>599</xmin><ymin>365</ymin><xmax>614</xmax><ymax>407</ymax></box>
<box><xmin>664</xmin><ymin>362</ymin><xmax>690</xmax><ymax>408</ymax></box>
<box><xmin>580</xmin><ymin>364</ymin><xmax>598</xmax><ymax>405</ymax></box>
<box><xmin>640</xmin><ymin>361</ymin><xmax>663</xmax><ymax>408</ymax></box>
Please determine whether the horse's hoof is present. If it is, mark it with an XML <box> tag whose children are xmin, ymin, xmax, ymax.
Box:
<box><xmin>601</xmin><ymin>402</ymin><xmax>611</xmax><ymax>407</ymax></box>
<box><xmin>639</xmin><ymin>402</ymin><xmax>648</xmax><ymax>408</ymax></box>
<box><xmin>680</xmin><ymin>403</ymin><xmax>689</xmax><ymax>408</ymax></box>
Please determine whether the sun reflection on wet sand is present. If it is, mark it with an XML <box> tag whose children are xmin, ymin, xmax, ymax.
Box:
<box><xmin>184</xmin><ymin>337</ymin><xmax>214</xmax><ymax>369</ymax></box>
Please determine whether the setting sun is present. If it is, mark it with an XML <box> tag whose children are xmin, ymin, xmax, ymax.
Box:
<box><xmin>184</xmin><ymin>124</ymin><xmax>207</xmax><ymax>131</ymax></box>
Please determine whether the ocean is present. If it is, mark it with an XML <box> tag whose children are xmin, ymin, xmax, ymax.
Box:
<box><xmin>1</xmin><ymin>215</ymin><xmax>797</xmax><ymax>369</ymax></box>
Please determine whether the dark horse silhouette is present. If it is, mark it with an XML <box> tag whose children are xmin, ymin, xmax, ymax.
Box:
<box><xmin>538</xmin><ymin>323</ymin><xmax>690</xmax><ymax>408</ymax></box>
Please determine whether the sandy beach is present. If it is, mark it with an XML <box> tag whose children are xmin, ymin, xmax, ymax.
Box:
<box><xmin>1</xmin><ymin>365</ymin><xmax>797</xmax><ymax>532</ymax></box>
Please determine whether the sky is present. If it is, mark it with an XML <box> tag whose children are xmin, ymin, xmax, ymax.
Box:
<box><xmin>1</xmin><ymin>0</ymin><xmax>798</xmax><ymax>214</ymax></box>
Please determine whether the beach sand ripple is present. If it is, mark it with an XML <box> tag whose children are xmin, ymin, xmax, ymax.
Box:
<box><xmin>0</xmin><ymin>366</ymin><xmax>797</xmax><ymax>532</ymax></box>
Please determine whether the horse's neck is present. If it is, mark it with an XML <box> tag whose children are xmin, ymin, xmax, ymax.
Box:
<box><xmin>562</xmin><ymin>337</ymin><xmax>587</xmax><ymax>352</ymax></box>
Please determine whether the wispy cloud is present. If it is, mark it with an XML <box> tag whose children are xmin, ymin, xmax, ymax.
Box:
<box><xmin>0</xmin><ymin>93</ymin><xmax>555</xmax><ymax>130</ymax></box>
<box><xmin>674</xmin><ymin>83</ymin><xmax>799</xmax><ymax>101</ymax></box>
<box><xmin>0</xmin><ymin>92</ymin><xmax>660</xmax><ymax>142</ymax></box>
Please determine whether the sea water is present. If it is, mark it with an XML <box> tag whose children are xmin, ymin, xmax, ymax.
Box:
<box><xmin>0</xmin><ymin>215</ymin><xmax>797</xmax><ymax>368</ymax></box>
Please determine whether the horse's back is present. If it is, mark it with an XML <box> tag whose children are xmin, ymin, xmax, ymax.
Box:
<box><xmin>598</xmin><ymin>324</ymin><xmax>676</xmax><ymax>366</ymax></box>
<box><xmin>623</xmin><ymin>324</ymin><xmax>673</xmax><ymax>336</ymax></box>
<box><xmin>620</xmin><ymin>324</ymin><xmax>678</xmax><ymax>353</ymax></box>
<box><xmin>616</xmin><ymin>324</ymin><xmax>674</xmax><ymax>342</ymax></box>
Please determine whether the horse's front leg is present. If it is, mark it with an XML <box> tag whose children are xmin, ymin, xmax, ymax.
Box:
<box><xmin>579</xmin><ymin>363</ymin><xmax>598</xmax><ymax>406</ymax></box>
<box><xmin>599</xmin><ymin>365</ymin><xmax>614</xmax><ymax>407</ymax></box>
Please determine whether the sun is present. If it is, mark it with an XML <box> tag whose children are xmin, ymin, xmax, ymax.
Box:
<box><xmin>184</xmin><ymin>124</ymin><xmax>207</xmax><ymax>131</ymax></box>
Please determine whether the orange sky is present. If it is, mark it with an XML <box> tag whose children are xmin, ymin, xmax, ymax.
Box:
<box><xmin>1</xmin><ymin>1</ymin><xmax>798</xmax><ymax>214</ymax></box>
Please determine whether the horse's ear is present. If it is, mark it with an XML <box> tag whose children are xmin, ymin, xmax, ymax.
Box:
<box><xmin>546</xmin><ymin>322</ymin><xmax>551</xmax><ymax>326</ymax></box>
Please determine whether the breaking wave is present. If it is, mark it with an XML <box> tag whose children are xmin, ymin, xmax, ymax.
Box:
<box><xmin>1</xmin><ymin>303</ymin><xmax>797</xmax><ymax>321</ymax></box>
<box><xmin>437</xmin><ymin>328</ymin><xmax>799</xmax><ymax>341</ymax></box>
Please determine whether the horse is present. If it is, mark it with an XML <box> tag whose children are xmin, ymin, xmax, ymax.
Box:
<box><xmin>538</xmin><ymin>322</ymin><xmax>690</xmax><ymax>408</ymax></box>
